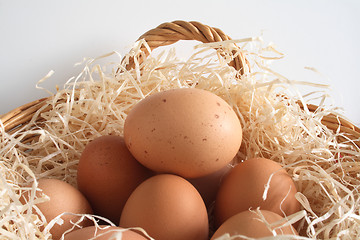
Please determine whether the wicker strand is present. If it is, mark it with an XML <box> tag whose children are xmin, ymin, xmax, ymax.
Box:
<box><xmin>125</xmin><ymin>20</ymin><xmax>249</xmax><ymax>75</ymax></box>
<box><xmin>1</xmin><ymin>98</ymin><xmax>48</xmax><ymax>133</ymax></box>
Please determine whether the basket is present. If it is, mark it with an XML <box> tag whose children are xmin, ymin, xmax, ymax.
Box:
<box><xmin>1</xmin><ymin>20</ymin><xmax>360</xmax><ymax>239</ymax></box>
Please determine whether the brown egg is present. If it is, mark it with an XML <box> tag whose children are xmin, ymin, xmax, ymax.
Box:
<box><xmin>64</xmin><ymin>225</ymin><xmax>147</xmax><ymax>240</ymax></box>
<box><xmin>215</xmin><ymin>158</ymin><xmax>301</xmax><ymax>226</ymax></box>
<box><xmin>211</xmin><ymin>210</ymin><xmax>298</xmax><ymax>240</ymax></box>
<box><xmin>21</xmin><ymin>178</ymin><xmax>93</xmax><ymax>240</ymax></box>
<box><xmin>188</xmin><ymin>163</ymin><xmax>232</xmax><ymax>207</ymax></box>
<box><xmin>124</xmin><ymin>88</ymin><xmax>242</xmax><ymax>178</ymax></box>
<box><xmin>119</xmin><ymin>174</ymin><xmax>209</xmax><ymax>240</ymax></box>
<box><xmin>77</xmin><ymin>135</ymin><xmax>153</xmax><ymax>224</ymax></box>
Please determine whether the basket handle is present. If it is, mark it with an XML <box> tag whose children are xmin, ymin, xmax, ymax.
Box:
<box><xmin>124</xmin><ymin>20</ymin><xmax>249</xmax><ymax>75</ymax></box>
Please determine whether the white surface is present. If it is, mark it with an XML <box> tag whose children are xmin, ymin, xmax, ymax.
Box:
<box><xmin>1</xmin><ymin>0</ymin><xmax>360</xmax><ymax>125</ymax></box>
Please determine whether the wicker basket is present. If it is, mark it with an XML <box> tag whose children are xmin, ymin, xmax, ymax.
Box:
<box><xmin>1</xmin><ymin>20</ymin><xmax>360</xmax><ymax>239</ymax></box>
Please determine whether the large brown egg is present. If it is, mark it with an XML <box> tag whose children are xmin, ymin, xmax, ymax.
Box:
<box><xmin>211</xmin><ymin>210</ymin><xmax>298</xmax><ymax>240</ymax></box>
<box><xmin>77</xmin><ymin>135</ymin><xmax>153</xmax><ymax>224</ymax></box>
<box><xmin>119</xmin><ymin>174</ymin><xmax>209</xmax><ymax>240</ymax></box>
<box><xmin>215</xmin><ymin>158</ymin><xmax>301</xmax><ymax>226</ymax></box>
<box><xmin>64</xmin><ymin>225</ymin><xmax>147</xmax><ymax>240</ymax></box>
<box><xmin>21</xmin><ymin>178</ymin><xmax>93</xmax><ymax>240</ymax></box>
<box><xmin>124</xmin><ymin>88</ymin><xmax>242</xmax><ymax>178</ymax></box>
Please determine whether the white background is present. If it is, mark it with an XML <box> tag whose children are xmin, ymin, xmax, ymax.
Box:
<box><xmin>1</xmin><ymin>0</ymin><xmax>360</xmax><ymax>125</ymax></box>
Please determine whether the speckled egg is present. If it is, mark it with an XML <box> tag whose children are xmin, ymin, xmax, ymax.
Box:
<box><xmin>124</xmin><ymin>88</ymin><xmax>242</xmax><ymax>178</ymax></box>
<box><xmin>215</xmin><ymin>158</ymin><xmax>301</xmax><ymax>227</ymax></box>
<box><xmin>77</xmin><ymin>135</ymin><xmax>153</xmax><ymax>224</ymax></box>
<box><xmin>211</xmin><ymin>210</ymin><xmax>298</xmax><ymax>240</ymax></box>
<box><xmin>119</xmin><ymin>174</ymin><xmax>209</xmax><ymax>240</ymax></box>
<box><xmin>63</xmin><ymin>225</ymin><xmax>147</xmax><ymax>240</ymax></box>
<box><xmin>21</xmin><ymin>178</ymin><xmax>93</xmax><ymax>240</ymax></box>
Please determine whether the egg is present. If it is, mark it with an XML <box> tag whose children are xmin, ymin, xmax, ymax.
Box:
<box><xmin>119</xmin><ymin>174</ymin><xmax>209</xmax><ymax>240</ymax></box>
<box><xmin>188</xmin><ymin>163</ymin><xmax>232</xmax><ymax>207</ymax></box>
<box><xmin>63</xmin><ymin>225</ymin><xmax>147</xmax><ymax>240</ymax></box>
<box><xmin>124</xmin><ymin>88</ymin><xmax>242</xmax><ymax>179</ymax></box>
<box><xmin>21</xmin><ymin>178</ymin><xmax>93</xmax><ymax>240</ymax></box>
<box><xmin>77</xmin><ymin>135</ymin><xmax>153</xmax><ymax>224</ymax></box>
<box><xmin>215</xmin><ymin>158</ymin><xmax>301</xmax><ymax>226</ymax></box>
<box><xmin>211</xmin><ymin>210</ymin><xmax>298</xmax><ymax>240</ymax></box>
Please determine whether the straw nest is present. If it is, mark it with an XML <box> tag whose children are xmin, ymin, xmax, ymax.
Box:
<box><xmin>0</xmin><ymin>21</ymin><xmax>359</xmax><ymax>240</ymax></box>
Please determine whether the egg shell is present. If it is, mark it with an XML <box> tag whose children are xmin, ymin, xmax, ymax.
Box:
<box><xmin>188</xmin><ymin>163</ymin><xmax>232</xmax><ymax>208</ymax></box>
<box><xmin>77</xmin><ymin>135</ymin><xmax>153</xmax><ymax>224</ymax></box>
<box><xmin>215</xmin><ymin>158</ymin><xmax>301</xmax><ymax>226</ymax></box>
<box><xmin>63</xmin><ymin>225</ymin><xmax>147</xmax><ymax>240</ymax></box>
<box><xmin>211</xmin><ymin>210</ymin><xmax>298</xmax><ymax>240</ymax></box>
<box><xmin>124</xmin><ymin>88</ymin><xmax>242</xmax><ymax>178</ymax></box>
<box><xmin>119</xmin><ymin>174</ymin><xmax>209</xmax><ymax>240</ymax></box>
<box><xmin>21</xmin><ymin>178</ymin><xmax>93</xmax><ymax>240</ymax></box>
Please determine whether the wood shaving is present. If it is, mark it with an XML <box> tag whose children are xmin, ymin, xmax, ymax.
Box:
<box><xmin>0</xmin><ymin>37</ymin><xmax>359</xmax><ymax>239</ymax></box>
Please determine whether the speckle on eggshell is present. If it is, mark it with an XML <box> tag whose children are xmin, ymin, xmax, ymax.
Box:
<box><xmin>124</xmin><ymin>88</ymin><xmax>243</xmax><ymax>178</ymax></box>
